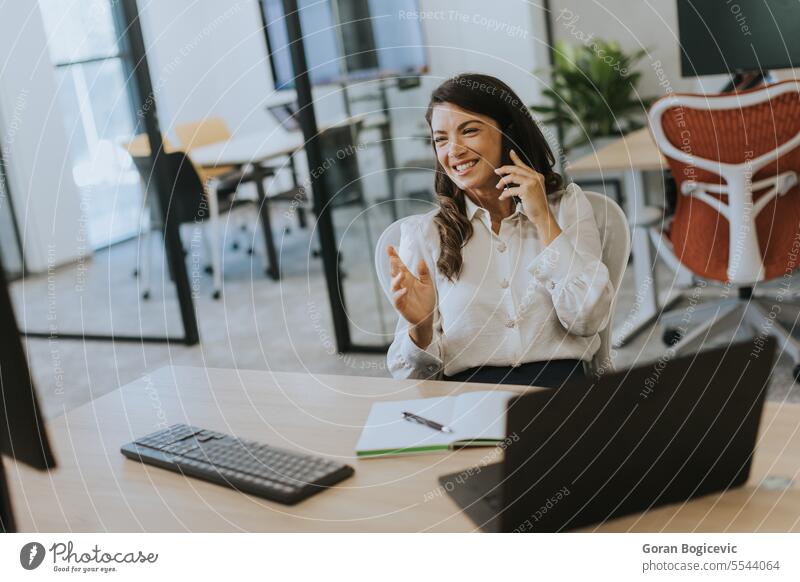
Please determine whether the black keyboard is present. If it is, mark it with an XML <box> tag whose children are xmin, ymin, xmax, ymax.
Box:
<box><xmin>121</xmin><ymin>424</ymin><xmax>354</xmax><ymax>505</ymax></box>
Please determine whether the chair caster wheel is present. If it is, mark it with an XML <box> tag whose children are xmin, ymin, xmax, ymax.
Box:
<box><xmin>142</xmin><ymin>291</ymin><xmax>150</xmax><ymax>300</ymax></box>
<box><xmin>204</xmin><ymin>265</ymin><xmax>213</xmax><ymax>274</ymax></box>
<box><xmin>231</xmin><ymin>242</ymin><xmax>240</xmax><ymax>251</ymax></box>
<box><xmin>663</xmin><ymin>328</ymin><xmax>683</xmax><ymax>346</ymax></box>
<box><xmin>793</xmin><ymin>364</ymin><xmax>800</xmax><ymax>383</ymax></box>
<box><xmin>212</xmin><ymin>290</ymin><xmax>221</xmax><ymax>300</ymax></box>
<box><xmin>247</xmin><ymin>247</ymin><xmax>254</xmax><ymax>255</ymax></box>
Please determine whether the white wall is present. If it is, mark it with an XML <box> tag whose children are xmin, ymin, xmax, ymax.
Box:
<box><xmin>417</xmin><ymin>0</ymin><xmax>546</xmax><ymax>102</ymax></box>
<box><xmin>139</xmin><ymin>0</ymin><xmax>277</xmax><ymax>137</ymax></box>
<box><xmin>0</xmin><ymin>3</ymin><xmax>84</xmax><ymax>273</ymax></box>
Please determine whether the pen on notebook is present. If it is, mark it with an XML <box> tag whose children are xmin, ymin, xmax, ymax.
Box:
<box><xmin>402</xmin><ymin>411</ymin><xmax>452</xmax><ymax>433</ymax></box>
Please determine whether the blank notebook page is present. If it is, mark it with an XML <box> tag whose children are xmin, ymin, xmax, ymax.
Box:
<box><xmin>450</xmin><ymin>391</ymin><xmax>515</xmax><ymax>441</ymax></box>
<box><xmin>356</xmin><ymin>396</ymin><xmax>458</xmax><ymax>452</ymax></box>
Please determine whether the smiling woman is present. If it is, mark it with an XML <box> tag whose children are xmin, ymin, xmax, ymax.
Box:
<box><xmin>385</xmin><ymin>73</ymin><xmax>614</xmax><ymax>387</ymax></box>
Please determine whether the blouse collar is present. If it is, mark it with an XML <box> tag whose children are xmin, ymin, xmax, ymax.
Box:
<box><xmin>463</xmin><ymin>194</ymin><xmax>527</xmax><ymax>230</ymax></box>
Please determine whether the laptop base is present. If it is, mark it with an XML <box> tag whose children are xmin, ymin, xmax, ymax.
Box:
<box><xmin>439</xmin><ymin>463</ymin><xmax>503</xmax><ymax>533</ymax></box>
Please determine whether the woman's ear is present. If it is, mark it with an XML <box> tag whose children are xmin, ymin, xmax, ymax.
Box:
<box><xmin>501</xmin><ymin>127</ymin><xmax>514</xmax><ymax>165</ymax></box>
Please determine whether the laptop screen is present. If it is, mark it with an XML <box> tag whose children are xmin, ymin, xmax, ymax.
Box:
<box><xmin>267</xmin><ymin>102</ymin><xmax>300</xmax><ymax>132</ymax></box>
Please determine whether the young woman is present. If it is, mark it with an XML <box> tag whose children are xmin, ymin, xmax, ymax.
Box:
<box><xmin>386</xmin><ymin>74</ymin><xmax>613</xmax><ymax>387</ymax></box>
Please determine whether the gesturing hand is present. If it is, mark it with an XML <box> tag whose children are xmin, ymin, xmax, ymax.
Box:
<box><xmin>387</xmin><ymin>245</ymin><xmax>436</xmax><ymax>348</ymax></box>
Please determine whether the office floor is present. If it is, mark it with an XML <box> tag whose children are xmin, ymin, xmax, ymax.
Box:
<box><xmin>13</xmin><ymin>204</ymin><xmax>800</xmax><ymax>419</ymax></box>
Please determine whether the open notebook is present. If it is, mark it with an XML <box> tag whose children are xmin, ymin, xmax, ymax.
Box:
<box><xmin>355</xmin><ymin>391</ymin><xmax>515</xmax><ymax>458</ymax></box>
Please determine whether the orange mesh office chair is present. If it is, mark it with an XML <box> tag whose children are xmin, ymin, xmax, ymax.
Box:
<box><xmin>648</xmin><ymin>80</ymin><xmax>800</xmax><ymax>379</ymax></box>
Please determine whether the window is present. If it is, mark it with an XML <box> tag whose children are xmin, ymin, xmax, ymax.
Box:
<box><xmin>38</xmin><ymin>0</ymin><xmax>144</xmax><ymax>248</ymax></box>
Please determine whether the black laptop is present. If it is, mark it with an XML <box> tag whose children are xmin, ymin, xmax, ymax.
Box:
<box><xmin>439</xmin><ymin>338</ymin><xmax>777</xmax><ymax>532</ymax></box>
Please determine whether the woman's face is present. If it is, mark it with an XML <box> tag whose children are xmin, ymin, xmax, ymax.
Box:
<box><xmin>430</xmin><ymin>102</ymin><xmax>503</xmax><ymax>192</ymax></box>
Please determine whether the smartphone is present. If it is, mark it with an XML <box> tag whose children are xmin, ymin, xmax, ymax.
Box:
<box><xmin>500</xmin><ymin>137</ymin><xmax>522</xmax><ymax>204</ymax></box>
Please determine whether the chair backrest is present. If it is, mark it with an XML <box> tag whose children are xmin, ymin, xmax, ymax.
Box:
<box><xmin>374</xmin><ymin>190</ymin><xmax>630</xmax><ymax>376</ymax></box>
<box><xmin>375</xmin><ymin>216</ymin><xmax>412</xmax><ymax>303</ymax></box>
<box><xmin>648</xmin><ymin>80</ymin><xmax>800</xmax><ymax>284</ymax></box>
<box><xmin>129</xmin><ymin>151</ymin><xmax>207</xmax><ymax>225</ymax></box>
<box><xmin>582</xmin><ymin>190</ymin><xmax>630</xmax><ymax>376</ymax></box>
<box><xmin>174</xmin><ymin>117</ymin><xmax>232</xmax><ymax>151</ymax></box>
<box><xmin>318</xmin><ymin>125</ymin><xmax>364</xmax><ymax>208</ymax></box>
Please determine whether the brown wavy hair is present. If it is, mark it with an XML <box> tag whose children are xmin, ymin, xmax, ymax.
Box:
<box><xmin>425</xmin><ymin>73</ymin><xmax>563</xmax><ymax>280</ymax></box>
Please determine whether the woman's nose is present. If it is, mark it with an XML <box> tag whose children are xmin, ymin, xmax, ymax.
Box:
<box><xmin>448</xmin><ymin>141</ymin><xmax>467</xmax><ymax>157</ymax></box>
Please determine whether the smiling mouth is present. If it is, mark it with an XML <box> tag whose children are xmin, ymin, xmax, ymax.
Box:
<box><xmin>451</xmin><ymin>159</ymin><xmax>478</xmax><ymax>174</ymax></box>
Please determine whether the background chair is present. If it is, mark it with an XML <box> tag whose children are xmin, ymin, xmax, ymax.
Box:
<box><xmin>174</xmin><ymin>117</ymin><xmax>239</xmax><ymax>182</ymax></box>
<box><xmin>130</xmin><ymin>151</ymin><xmax>254</xmax><ymax>300</ymax></box>
<box><xmin>648</xmin><ymin>80</ymin><xmax>800</xmax><ymax>378</ymax></box>
<box><xmin>122</xmin><ymin>133</ymin><xmax>175</xmax><ymax>281</ymax></box>
<box><xmin>175</xmin><ymin>117</ymin><xmax>267</xmax><ymax>248</ymax></box>
<box><xmin>308</xmin><ymin>124</ymin><xmax>371</xmax><ymax>261</ymax></box>
<box><xmin>386</xmin><ymin>157</ymin><xmax>437</xmax><ymax>220</ymax></box>
<box><xmin>374</xmin><ymin>189</ymin><xmax>629</xmax><ymax>378</ymax></box>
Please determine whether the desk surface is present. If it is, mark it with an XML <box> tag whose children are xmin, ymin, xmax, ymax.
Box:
<box><xmin>7</xmin><ymin>366</ymin><xmax>800</xmax><ymax>532</ymax></box>
<box><xmin>568</xmin><ymin>127</ymin><xmax>667</xmax><ymax>173</ymax></box>
<box><xmin>190</xmin><ymin>114</ymin><xmax>368</xmax><ymax>167</ymax></box>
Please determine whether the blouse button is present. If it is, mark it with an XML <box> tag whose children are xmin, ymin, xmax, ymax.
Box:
<box><xmin>499</xmin><ymin>278</ymin><xmax>509</xmax><ymax>289</ymax></box>
<box><xmin>504</xmin><ymin>318</ymin><xmax>515</xmax><ymax>328</ymax></box>
<box><xmin>497</xmin><ymin>242</ymin><xmax>507</xmax><ymax>253</ymax></box>
<box><xmin>548</xmin><ymin>281</ymin><xmax>556</xmax><ymax>290</ymax></box>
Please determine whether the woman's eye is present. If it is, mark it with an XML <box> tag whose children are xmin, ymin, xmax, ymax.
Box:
<box><xmin>434</xmin><ymin>137</ymin><xmax>447</xmax><ymax>144</ymax></box>
<box><xmin>463</xmin><ymin>128</ymin><xmax>477</xmax><ymax>135</ymax></box>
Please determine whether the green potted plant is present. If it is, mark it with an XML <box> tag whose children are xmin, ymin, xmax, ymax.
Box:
<box><xmin>531</xmin><ymin>39</ymin><xmax>654</xmax><ymax>153</ymax></box>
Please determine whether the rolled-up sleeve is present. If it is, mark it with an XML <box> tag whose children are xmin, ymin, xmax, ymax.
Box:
<box><xmin>527</xmin><ymin>184</ymin><xmax>614</xmax><ymax>337</ymax></box>
<box><xmin>386</xmin><ymin>219</ymin><xmax>444</xmax><ymax>380</ymax></box>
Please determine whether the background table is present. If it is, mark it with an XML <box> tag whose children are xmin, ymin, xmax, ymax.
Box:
<box><xmin>190</xmin><ymin>116</ymin><xmax>367</xmax><ymax>280</ymax></box>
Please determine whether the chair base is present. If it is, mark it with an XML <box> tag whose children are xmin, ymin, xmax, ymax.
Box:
<box><xmin>660</xmin><ymin>294</ymin><xmax>800</xmax><ymax>381</ymax></box>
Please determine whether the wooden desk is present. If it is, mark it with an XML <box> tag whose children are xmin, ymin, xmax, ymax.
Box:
<box><xmin>568</xmin><ymin>127</ymin><xmax>666</xmax><ymax>173</ymax></box>
<box><xmin>190</xmin><ymin>131</ymin><xmax>302</xmax><ymax>169</ymax></box>
<box><xmin>6</xmin><ymin>366</ymin><xmax>799</xmax><ymax>532</ymax></box>
<box><xmin>569</xmin><ymin>128</ymin><xmax>685</xmax><ymax>347</ymax></box>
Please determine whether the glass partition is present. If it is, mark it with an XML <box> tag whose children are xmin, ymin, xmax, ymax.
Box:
<box><xmin>0</xmin><ymin>144</ymin><xmax>24</xmax><ymax>279</ymax></box>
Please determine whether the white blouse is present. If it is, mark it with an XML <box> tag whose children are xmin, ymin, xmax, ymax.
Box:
<box><xmin>387</xmin><ymin>182</ymin><xmax>613</xmax><ymax>379</ymax></box>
